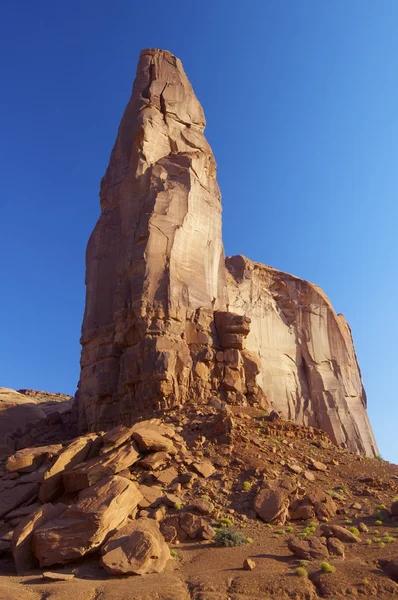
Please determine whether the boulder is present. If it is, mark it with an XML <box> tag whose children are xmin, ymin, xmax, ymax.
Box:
<box><xmin>100</xmin><ymin>425</ymin><xmax>133</xmax><ymax>454</ymax></box>
<box><xmin>179</xmin><ymin>512</ymin><xmax>202</xmax><ymax>539</ymax></box>
<box><xmin>12</xmin><ymin>502</ymin><xmax>67</xmax><ymax>574</ymax></box>
<box><xmin>6</xmin><ymin>445</ymin><xmax>62</xmax><ymax>473</ymax></box>
<box><xmin>192</xmin><ymin>460</ymin><xmax>215</xmax><ymax>478</ymax></box>
<box><xmin>320</xmin><ymin>524</ymin><xmax>360</xmax><ymax>543</ymax></box>
<box><xmin>391</xmin><ymin>500</ymin><xmax>398</xmax><ymax>516</ymax></box>
<box><xmin>131</xmin><ymin>429</ymin><xmax>176</xmax><ymax>454</ymax></box>
<box><xmin>62</xmin><ymin>441</ymin><xmax>140</xmax><ymax>493</ymax></box>
<box><xmin>139</xmin><ymin>451</ymin><xmax>170</xmax><ymax>470</ymax></box>
<box><xmin>253</xmin><ymin>488</ymin><xmax>288</xmax><ymax>524</ymax></box>
<box><xmin>243</xmin><ymin>558</ymin><xmax>256</xmax><ymax>570</ymax></box>
<box><xmin>289</xmin><ymin>497</ymin><xmax>315</xmax><ymax>521</ymax></box>
<box><xmin>327</xmin><ymin>537</ymin><xmax>345</xmax><ymax>558</ymax></box>
<box><xmin>32</xmin><ymin>476</ymin><xmax>143</xmax><ymax>565</ymax></box>
<box><xmin>0</xmin><ymin>480</ymin><xmax>40</xmax><ymax>519</ymax></box>
<box><xmin>39</xmin><ymin>434</ymin><xmax>98</xmax><ymax>502</ymax></box>
<box><xmin>381</xmin><ymin>560</ymin><xmax>398</xmax><ymax>583</ymax></box>
<box><xmin>100</xmin><ymin>517</ymin><xmax>170</xmax><ymax>575</ymax></box>
<box><xmin>189</xmin><ymin>498</ymin><xmax>214</xmax><ymax>515</ymax></box>
<box><xmin>138</xmin><ymin>485</ymin><xmax>165</xmax><ymax>509</ymax></box>
<box><xmin>307</xmin><ymin>457</ymin><xmax>327</xmax><ymax>472</ymax></box>
<box><xmin>288</xmin><ymin>537</ymin><xmax>328</xmax><ymax>561</ymax></box>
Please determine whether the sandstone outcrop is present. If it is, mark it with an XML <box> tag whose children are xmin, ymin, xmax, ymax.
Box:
<box><xmin>77</xmin><ymin>48</ymin><xmax>377</xmax><ymax>457</ymax></box>
<box><xmin>225</xmin><ymin>255</ymin><xmax>378</xmax><ymax>456</ymax></box>
<box><xmin>0</xmin><ymin>388</ymin><xmax>47</xmax><ymax>455</ymax></box>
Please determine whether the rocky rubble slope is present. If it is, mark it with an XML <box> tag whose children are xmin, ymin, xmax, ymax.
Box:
<box><xmin>0</xmin><ymin>403</ymin><xmax>397</xmax><ymax>599</ymax></box>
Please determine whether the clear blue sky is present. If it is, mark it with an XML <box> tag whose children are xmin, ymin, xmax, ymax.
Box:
<box><xmin>1</xmin><ymin>1</ymin><xmax>397</xmax><ymax>462</ymax></box>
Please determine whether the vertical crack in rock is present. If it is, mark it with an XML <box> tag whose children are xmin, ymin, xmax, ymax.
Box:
<box><xmin>77</xmin><ymin>48</ymin><xmax>378</xmax><ymax>457</ymax></box>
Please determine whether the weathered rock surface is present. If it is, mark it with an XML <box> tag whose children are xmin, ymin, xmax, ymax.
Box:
<box><xmin>78</xmin><ymin>48</ymin><xmax>226</xmax><ymax>431</ymax></box>
<box><xmin>0</xmin><ymin>388</ymin><xmax>46</xmax><ymax>455</ymax></box>
<box><xmin>253</xmin><ymin>488</ymin><xmax>289</xmax><ymax>524</ymax></box>
<box><xmin>62</xmin><ymin>441</ymin><xmax>140</xmax><ymax>493</ymax></box>
<box><xmin>39</xmin><ymin>434</ymin><xmax>97</xmax><ymax>502</ymax></box>
<box><xmin>288</xmin><ymin>537</ymin><xmax>329</xmax><ymax>561</ymax></box>
<box><xmin>6</xmin><ymin>445</ymin><xmax>62</xmax><ymax>473</ymax></box>
<box><xmin>12</xmin><ymin>502</ymin><xmax>67</xmax><ymax>574</ymax></box>
<box><xmin>76</xmin><ymin>48</ymin><xmax>378</xmax><ymax>458</ymax></box>
<box><xmin>32</xmin><ymin>476</ymin><xmax>143</xmax><ymax>565</ymax></box>
<box><xmin>100</xmin><ymin>517</ymin><xmax>170</xmax><ymax>575</ymax></box>
<box><xmin>225</xmin><ymin>255</ymin><xmax>378</xmax><ymax>456</ymax></box>
<box><xmin>320</xmin><ymin>524</ymin><xmax>361</xmax><ymax>543</ymax></box>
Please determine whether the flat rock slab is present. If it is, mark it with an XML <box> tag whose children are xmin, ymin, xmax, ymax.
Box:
<box><xmin>132</xmin><ymin>428</ymin><xmax>176</xmax><ymax>454</ymax></box>
<box><xmin>42</xmin><ymin>571</ymin><xmax>75</xmax><ymax>581</ymax></box>
<box><xmin>192</xmin><ymin>460</ymin><xmax>215</xmax><ymax>478</ymax></box>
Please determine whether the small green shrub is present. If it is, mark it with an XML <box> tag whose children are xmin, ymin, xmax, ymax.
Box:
<box><xmin>320</xmin><ymin>562</ymin><xmax>335</xmax><ymax>574</ymax></box>
<box><xmin>285</xmin><ymin>526</ymin><xmax>294</xmax><ymax>533</ymax></box>
<box><xmin>344</xmin><ymin>518</ymin><xmax>353</xmax><ymax>524</ymax></box>
<box><xmin>375</xmin><ymin>520</ymin><xmax>383</xmax><ymax>526</ymax></box>
<box><xmin>349</xmin><ymin>527</ymin><xmax>360</xmax><ymax>536</ymax></box>
<box><xmin>365</xmin><ymin>539</ymin><xmax>372</xmax><ymax>545</ymax></box>
<box><xmin>309</xmin><ymin>521</ymin><xmax>317</xmax><ymax>528</ymax></box>
<box><xmin>379</xmin><ymin>504</ymin><xmax>387</xmax><ymax>510</ymax></box>
<box><xmin>379</xmin><ymin>541</ymin><xmax>386</xmax><ymax>548</ymax></box>
<box><xmin>219</xmin><ymin>517</ymin><xmax>234</xmax><ymax>527</ymax></box>
<box><xmin>335</xmin><ymin>484</ymin><xmax>346</xmax><ymax>491</ymax></box>
<box><xmin>170</xmin><ymin>549</ymin><xmax>179</xmax><ymax>560</ymax></box>
<box><xmin>174</xmin><ymin>502</ymin><xmax>182</xmax><ymax>510</ymax></box>
<box><xmin>242</xmin><ymin>481</ymin><xmax>252</xmax><ymax>492</ymax></box>
<box><xmin>295</xmin><ymin>567</ymin><xmax>308</xmax><ymax>577</ymax></box>
<box><xmin>246</xmin><ymin>537</ymin><xmax>254</xmax><ymax>544</ymax></box>
<box><xmin>375</xmin><ymin>455</ymin><xmax>384</xmax><ymax>461</ymax></box>
<box><xmin>298</xmin><ymin>560</ymin><xmax>309</xmax><ymax>568</ymax></box>
<box><xmin>393</xmin><ymin>496</ymin><xmax>398</xmax><ymax>502</ymax></box>
<box><xmin>215</xmin><ymin>527</ymin><xmax>247</xmax><ymax>547</ymax></box>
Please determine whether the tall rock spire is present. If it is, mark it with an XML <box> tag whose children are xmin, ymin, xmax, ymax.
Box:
<box><xmin>78</xmin><ymin>49</ymin><xmax>378</xmax><ymax>457</ymax></box>
<box><xmin>79</xmin><ymin>49</ymin><xmax>225</xmax><ymax>430</ymax></box>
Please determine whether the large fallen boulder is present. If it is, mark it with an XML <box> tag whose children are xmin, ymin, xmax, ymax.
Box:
<box><xmin>62</xmin><ymin>442</ymin><xmax>140</xmax><ymax>493</ymax></box>
<box><xmin>320</xmin><ymin>524</ymin><xmax>361</xmax><ymax>543</ymax></box>
<box><xmin>39</xmin><ymin>434</ymin><xmax>98</xmax><ymax>502</ymax></box>
<box><xmin>253</xmin><ymin>488</ymin><xmax>289</xmax><ymax>524</ymax></box>
<box><xmin>100</xmin><ymin>517</ymin><xmax>170</xmax><ymax>575</ymax></box>
<box><xmin>131</xmin><ymin>428</ymin><xmax>176</xmax><ymax>454</ymax></box>
<box><xmin>287</xmin><ymin>537</ymin><xmax>329</xmax><ymax>561</ymax></box>
<box><xmin>6</xmin><ymin>444</ymin><xmax>62</xmax><ymax>473</ymax></box>
<box><xmin>32</xmin><ymin>475</ymin><xmax>143</xmax><ymax>566</ymax></box>
<box><xmin>12</xmin><ymin>502</ymin><xmax>67</xmax><ymax>574</ymax></box>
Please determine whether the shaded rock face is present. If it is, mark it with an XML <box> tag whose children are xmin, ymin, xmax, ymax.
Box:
<box><xmin>78</xmin><ymin>48</ymin><xmax>378</xmax><ymax>457</ymax></box>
